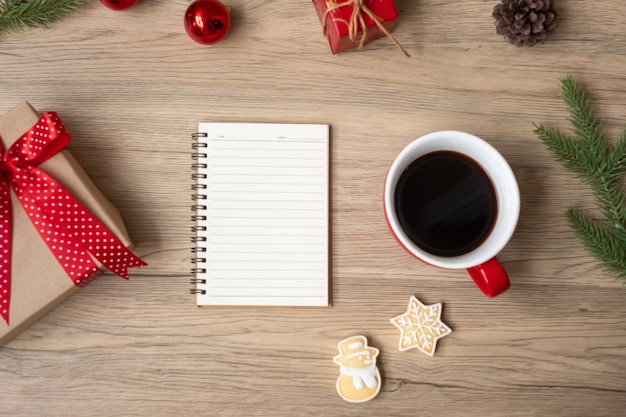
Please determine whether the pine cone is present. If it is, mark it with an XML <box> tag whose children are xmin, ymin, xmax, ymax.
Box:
<box><xmin>493</xmin><ymin>0</ymin><xmax>557</xmax><ymax>47</ymax></box>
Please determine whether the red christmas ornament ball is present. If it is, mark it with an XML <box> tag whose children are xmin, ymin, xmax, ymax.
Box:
<box><xmin>100</xmin><ymin>0</ymin><xmax>139</xmax><ymax>10</ymax></box>
<box><xmin>184</xmin><ymin>0</ymin><xmax>231</xmax><ymax>45</ymax></box>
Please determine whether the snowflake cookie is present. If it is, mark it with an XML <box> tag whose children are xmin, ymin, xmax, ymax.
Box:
<box><xmin>333</xmin><ymin>335</ymin><xmax>382</xmax><ymax>403</ymax></box>
<box><xmin>390</xmin><ymin>296</ymin><xmax>451</xmax><ymax>356</ymax></box>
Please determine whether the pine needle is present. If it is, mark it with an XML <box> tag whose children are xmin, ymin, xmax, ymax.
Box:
<box><xmin>534</xmin><ymin>75</ymin><xmax>626</xmax><ymax>283</ymax></box>
<box><xmin>0</xmin><ymin>0</ymin><xmax>86</xmax><ymax>34</ymax></box>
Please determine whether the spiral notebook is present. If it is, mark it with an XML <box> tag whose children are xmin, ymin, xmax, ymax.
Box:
<box><xmin>191</xmin><ymin>123</ymin><xmax>330</xmax><ymax>306</ymax></box>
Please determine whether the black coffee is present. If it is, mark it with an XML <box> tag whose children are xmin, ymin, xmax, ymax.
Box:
<box><xmin>394</xmin><ymin>150</ymin><xmax>497</xmax><ymax>257</ymax></box>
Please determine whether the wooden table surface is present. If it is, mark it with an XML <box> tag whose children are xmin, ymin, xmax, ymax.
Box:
<box><xmin>1</xmin><ymin>1</ymin><xmax>625</xmax><ymax>416</ymax></box>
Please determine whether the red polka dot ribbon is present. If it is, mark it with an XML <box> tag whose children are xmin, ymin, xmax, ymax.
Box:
<box><xmin>0</xmin><ymin>112</ymin><xmax>147</xmax><ymax>325</ymax></box>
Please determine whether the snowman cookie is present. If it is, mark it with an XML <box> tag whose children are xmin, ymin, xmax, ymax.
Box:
<box><xmin>333</xmin><ymin>335</ymin><xmax>381</xmax><ymax>403</ymax></box>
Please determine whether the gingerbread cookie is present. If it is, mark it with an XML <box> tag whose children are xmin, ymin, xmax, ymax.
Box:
<box><xmin>333</xmin><ymin>335</ymin><xmax>381</xmax><ymax>403</ymax></box>
<box><xmin>390</xmin><ymin>295</ymin><xmax>451</xmax><ymax>356</ymax></box>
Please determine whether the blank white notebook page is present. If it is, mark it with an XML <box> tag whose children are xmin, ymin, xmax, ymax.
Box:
<box><xmin>195</xmin><ymin>123</ymin><xmax>330</xmax><ymax>306</ymax></box>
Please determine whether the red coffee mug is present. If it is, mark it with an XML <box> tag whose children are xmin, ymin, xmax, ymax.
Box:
<box><xmin>383</xmin><ymin>131</ymin><xmax>520</xmax><ymax>297</ymax></box>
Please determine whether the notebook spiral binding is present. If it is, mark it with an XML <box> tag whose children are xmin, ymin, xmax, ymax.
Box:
<box><xmin>190</xmin><ymin>132</ymin><xmax>208</xmax><ymax>295</ymax></box>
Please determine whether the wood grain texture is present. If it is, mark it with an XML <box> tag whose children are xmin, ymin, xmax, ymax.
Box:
<box><xmin>0</xmin><ymin>0</ymin><xmax>625</xmax><ymax>415</ymax></box>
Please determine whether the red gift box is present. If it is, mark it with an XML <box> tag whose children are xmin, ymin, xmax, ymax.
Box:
<box><xmin>312</xmin><ymin>0</ymin><xmax>408</xmax><ymax>55</ymax></box>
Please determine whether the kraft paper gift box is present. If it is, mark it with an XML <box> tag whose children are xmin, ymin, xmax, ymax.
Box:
<box><xmin>0</xmin><ymin>101</ymin><xmax>144</xmax><ymax>346</ymax></box>
<box><xmin>312</xmin><ymin>0</ymin><xmax>400</xmax><ymax>54</ymax></box>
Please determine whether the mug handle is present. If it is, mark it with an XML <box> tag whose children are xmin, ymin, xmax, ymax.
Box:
<box><xmin>467</xmin><ymin>258</ymin><xmax>510</xmax><ymax>298</ymax></box>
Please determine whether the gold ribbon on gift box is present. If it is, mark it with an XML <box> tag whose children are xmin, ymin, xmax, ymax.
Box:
<box><xmin>322</xmin><ymin>0</ymin><xmax>410</xmax><ymax>57</ymax></box>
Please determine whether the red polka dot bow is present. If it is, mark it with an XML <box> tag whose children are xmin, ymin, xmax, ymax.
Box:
<box><xmin>0</xmin><ymin>112</ymin><xmax>147</xmax><ymax>325</ymax></box>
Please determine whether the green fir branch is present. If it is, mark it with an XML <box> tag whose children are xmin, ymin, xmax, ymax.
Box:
<box><xmin>533</xmin><ymin>124</ymin><xmax>596</xmax><ymax>178</ymax></box>
<box><xmin>535</xmin><ymin>75</ymin><xmax>626</xmax><ymax>282</ymax></box>
<box><xmin>566</xmin><ymin>208</ymin><xmax>626</xmax><ymax>279</ymax></box>
<box><xmin>559</xmin><ymin>75</ymin><xmax>608</xmax><ymax>165</ymax></box>
<box><xmin>608</xmin><ymin>127</ymin><xmax>626</xmax><ymax>181</ymax></box>
<box><xmin>0</xmin><ymin>0</ymin><xmax>86</xmax><ymax>34</ymax></box>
